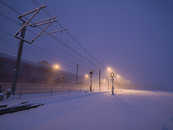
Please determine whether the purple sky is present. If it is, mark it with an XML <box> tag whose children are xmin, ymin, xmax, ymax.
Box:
<box><xmin>0</xmin><ymin>0</ymin><xmax>173</xmax><ymax>89</ymax></box>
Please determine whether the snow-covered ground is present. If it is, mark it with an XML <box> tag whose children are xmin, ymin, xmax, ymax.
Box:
<box><xmin>0</xmin><ymin>89</ymin><xmax>173</xmax><ymax>130</ymax></box>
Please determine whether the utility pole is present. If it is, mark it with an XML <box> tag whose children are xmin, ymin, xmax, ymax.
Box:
<box><xmin>111</xmin><ymin>72</ymin><xmax>115</xmax><ymax>95</ymax></box>
<box><xmin>76</xmin><ymin>64</ymin><xmax>79</xmax><ymax>83</ymax></box>
<box><xmin>107</xmin><ymin>78</ymin><xmax>109</xmax><ymax>90</ymax></box>
<box><xmin>89</xmin><ymin>71</ymin><xmax>93</xmax><ymax>92</ymax></box>
<box><xmin>11</xmin><ymin>5</ymin><xmax>57</xmax><ymax>95</ymax></box>
<box><xmin>11</xmin><ymin>23</ymin><xmax>26</xmax><ymax>95</ymax></box>
<box><xmin>98</xmin><ymin>69</ymin><xmax>101</xmax><ymax>91</ymax></box>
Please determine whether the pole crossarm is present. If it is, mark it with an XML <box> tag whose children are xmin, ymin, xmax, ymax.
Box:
<box><xmin>31</xmin><ymin>23</ymin><xmax>52</xmax><ymax>43</ymax></box>
<box><xmin>16</xmin><ymin>5</ymin><xmax>46</xmax><ymax>35</ymax></box>
<box><xmin>11</xmin><ymin>5</ymin><xmax>56</xmax><ymax>95</ymax></box>
<box><xmin>29</xmin><ymin>17</ymin><xmax>56</xmax><ymax>27</ymax></box>
<box><xmin>18</xmin><ymin>5</ymin><xmax>46</xmax><ymax>20</ymax></box>
<box><xmin>14</xmin><ymin>5</ymin><xmax>56</xmax><ymax>44</ymax></box>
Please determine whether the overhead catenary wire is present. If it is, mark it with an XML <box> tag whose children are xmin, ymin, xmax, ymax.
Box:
<box><xmin>0</xmin><ymin>13</ymin><xmax>88</xmax><ymax>71</ymax></box>
<box><xmin>0</xmin><ymin>0</ymin><xmax>98</xmax><ymax>69</ymax></box>
<box><xmin>0</xmin><ymin>12</ymin><xmax>38</xmax><ymax>35</ymax></box>
<box><xmin>31</xmin><ymin>0</ymin><xmax>102</xmax><ymax>68</ymax></box>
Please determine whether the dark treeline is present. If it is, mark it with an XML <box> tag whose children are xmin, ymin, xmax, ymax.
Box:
<box><xmin>0</xmin><ymin>53</ymin><xmax>80</xmax><ymax>83</ymax></box>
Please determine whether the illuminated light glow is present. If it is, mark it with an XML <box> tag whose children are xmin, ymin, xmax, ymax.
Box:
<box><xmin>102</xmin><ymin>78</ymin><xmax>106</xmax><ymax>83</ymax></box>
<box><xmin>107</xmin><ymin>67</ymin><xmax>112</xmax><ymax>72</ymax></box>
<box><xmin>117</xmin><ymin>74</ymin><xmax>121</xmax><ymax>79</ymax></box>
<box><xmin>116</xmin><ymin>89</ymin><xmax>155</xmax><ymax>96</ymax></box>
<box><xmin>52</xmin><ymin>64</ymin><xmax>61</xmax><ymax>70</ymax></box>
<box><xmin>111</xmin><ymin>72</ymin><xmax>115</xmax><ymax>77</ymax></box>
<box><xmin>84</xmin><ymin>74</ymin><xmax>89</xmax><ymax>79</ymax></box>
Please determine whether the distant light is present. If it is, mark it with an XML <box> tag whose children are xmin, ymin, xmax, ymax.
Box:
<box><xmin>111</xmin><ymin>72</ymin><xmax>115</xmax><ymax>77</ymax></box>
<box><xmin>52</xmin><ymin>64</ymin><xmax>61</xmax><ymax>70</ymax></box>
<box><xmin>117</xmin><ymin>74</ymin><xmax>121</xmax><ymax>79</ymax></box>
<box><xmin>107</xmin><ymin>67</ymin><xmax>112</xmax><ymax>72</ymax></box>
<box><xmin>84</xmin><ymin>74</ymin><xmax>89</xmax><ymax>79</ymax></box>
<box><xmin>102</xmin><ymin>78</ymin><xmax>106</xmax><ymax>83</ymax></box>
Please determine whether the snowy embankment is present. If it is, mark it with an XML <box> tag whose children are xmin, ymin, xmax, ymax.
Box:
<box><xmin>0</xmin><ymin>91</ymin><xmax>91</xmax><ymax>107</ymax></box>
<box><xmin>0</xmin><ymin>89</ymin><xmax>173</xmax><ymax>130</ymax></box>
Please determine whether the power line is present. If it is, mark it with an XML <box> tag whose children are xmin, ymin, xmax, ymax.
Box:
<box><xmin>0</xmin><ymin>11</ymin><xmax>92</xmax><ymax>70</ymax></box>
<box><xmin>0</xmin><ymin>0</ymin><xmax>99</xmax><ymax>69</ymax></box>
<box><xmin>0</xmin><ymin>15</ymin><xmax>87</xmax><ymax>70</ymax></box>
<box><xmin>0</xmin><ymin>12</ymin><xmax>19</xmax><ymax>25</ymax></box>
<box><xmin>0</xmin><ymin>0</ymin><xmax>21</xmax><ymax>15</ymax></box>
<box><xmin>66</xmin><ymin>31</ymin><xmax>102</xmax><ymax>65</ymax></box>
<box><xmin>53</xmin><ymin>20</ymin><xmax>102</xmax><ymax>66</ymax></box>
<box><xmin>0</xmin><ymin>12</ymin><xmax>38</xmax><ymax>35</ymax></box>
<box><xmin>31</xmin><ymin>0</ymin><xmax>101</xmax><ymax>67</ymax></box>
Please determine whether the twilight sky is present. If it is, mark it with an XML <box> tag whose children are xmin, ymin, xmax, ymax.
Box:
<box><xmin>0</xmin><ymin>0</ymin><xmax>173</xmax><ymax>89</ymax></box>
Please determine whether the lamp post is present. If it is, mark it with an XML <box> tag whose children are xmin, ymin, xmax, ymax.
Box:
<box><xmin>111</xmin><ymin>72</ymin><xmax>115</xmax><ymax>95</ymax></box>
<box><xmin>51</xmin><ymin>64</ymin><xmax>61</xmax><ymax>94</ymax></box>
<box><xmin>89</xmin><ymin>71</ymin><xmax>93</xmax><ymax>92</ymax></box>
<box><xmin>106</xmin><ymin>67</ymin><xmax>116</xmax><ymax>95</ymax></box>
<box><xmin>106</xmin><ymin>67</ymin><xmax>112</xmax><ymax>91</ymax></box>
<box><xmin>107</xmin><ymin>78</ymin><xmax>110</xmax><ymax>90</ymax></box>
<box><xmin>84</xmin><ymin>73</ymin><xmax>89</xmax><ymax>91</ymax></box>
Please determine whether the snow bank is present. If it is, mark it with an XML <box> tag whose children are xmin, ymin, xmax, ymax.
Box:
<box><xmin>0</xmin><ymin>89</ymin><xmax>173</xmax><ymax>130</ymax></box>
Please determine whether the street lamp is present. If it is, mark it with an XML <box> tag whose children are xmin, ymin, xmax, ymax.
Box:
<box><xmin>107</xmin><ymin>67</ymin><xmax>112</xmax><ymax>73</ymax></box>
<box><xmin>52</xmin><ymin>64</ymin><xmax>61</xmax><ymax>71</ymax></box>
<box><xmin>106</xmin><ymin>66</ymin><xmax>115</xmax><ymax>95</ymax></box>
<box><xmin>89</xmin><ymin>71</ymin><xmax>93</xmax><ymax>92</ymax></box>
<box><xmin>110</xmin><ymin>72</ymin><xmax>115</xmax><ymax>95</ymax></box>
<box><xmin>84</xmin><ymin>74</ymin><xmax>89</xmax><ymax>79</ymax></box>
